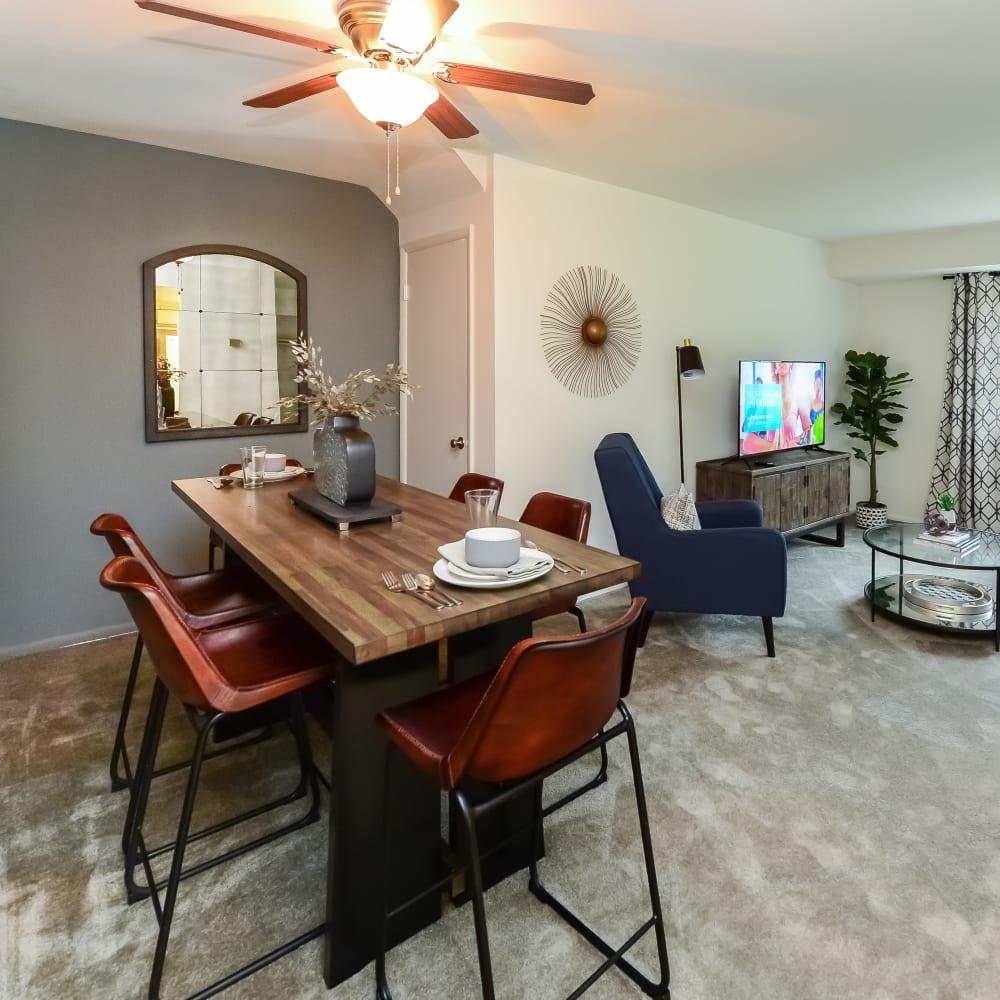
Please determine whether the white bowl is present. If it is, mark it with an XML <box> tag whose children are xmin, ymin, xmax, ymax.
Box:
<box><xmin>465</xmin><ymin>527</ymin><xmax>521</xmax><ymax>568</ymax></box>
<box><xmin>264</xmin><ymin>452</ymin><xmax>286</xmax><ymax>474</ymax></box>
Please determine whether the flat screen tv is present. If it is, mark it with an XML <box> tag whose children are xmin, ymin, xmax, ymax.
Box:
<box><xmin>738</xmin><ymin>360</ymin><xmax>826</xmax><ymax>457</ymax></box>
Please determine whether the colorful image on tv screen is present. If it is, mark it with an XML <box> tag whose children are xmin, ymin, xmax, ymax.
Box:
<box><xmin>739</xmin><ymin>361</ymin><xmax>825</xmax><ymax>456</ymax></box>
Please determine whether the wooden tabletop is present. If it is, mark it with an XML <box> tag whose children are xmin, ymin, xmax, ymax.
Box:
<box><xmin>172</xmin><ymin>475</ymin><xmax>639</xmax><ymax>665</ymax></box>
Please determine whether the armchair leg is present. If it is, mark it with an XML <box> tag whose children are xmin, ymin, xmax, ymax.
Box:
<box><xmin>762</xmin><ymin>617</ymin><xmax>775</xmax><ymax>658</ymax></box>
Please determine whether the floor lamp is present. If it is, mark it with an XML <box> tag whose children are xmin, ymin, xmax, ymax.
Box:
<box><xmin>676</xmin><ymin>338</ymin><xmax>705</xmax><ymax>486</ymax></box>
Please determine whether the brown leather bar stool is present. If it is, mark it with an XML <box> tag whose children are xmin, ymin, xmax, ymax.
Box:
<box><xmin>374</xmin><ymin>598</ymin><xmax>670</xmax><ymax>1000</ymax></box>
<box><xmin>519</xmin><ymin>491</ymin><xmax>592</xmax><ymax>633</ymax></box>
<box><xmin>448</xmin><ymin>472</ymin><xmax>505</xmax><ymax>504</ymax></box>
<box><xmin>91</xmin><ymin>513</ymin><xmax>284</xmax><ymax>794</ymax></box>
<box><xmin>232</xmin><ymin>411</ymin><xmax>256</xmax><ymax>425</ymax></box>
<box><xmin>208</xmin><ymin>459</ymin><xmax>304</xmax><ymax>570</ymax></box>
<box><xmin>518</xmin><ymin>492</ymin><xmax>605</xmax><ymax>814</ymax></box>
<box><xmin>101</xmin><ymin>554</ymin><xmax>334</xmax><ymax>1000</ymax></box>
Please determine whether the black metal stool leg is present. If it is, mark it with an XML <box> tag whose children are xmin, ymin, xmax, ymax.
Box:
<box><xmin>623</xmin><ymin>708</ymin><xmax>670</xmax><ymax>998</ymax></box>
<box><xmin>542</xmin><ymin>738</ymin><xmax>609</xmax><ymax>818</ymax></box>
<box><xmin>123</xmin><ymin>678</ymin><xmax>169</xmax><ymax>902</ymax></box>
<box><xmin>110</xmin><ymin>634</ymin><xmax>145</xmax><ymax>791</ymax></box>
<box><xmin>148</xmin><ymin>711</ymin><xmax>222</xmax><ymax>1000</ymax></box>
<box><xmin>454</xmin><ymin>789</ymin><xmax>496</xmax><ymax>1000</ymax></box>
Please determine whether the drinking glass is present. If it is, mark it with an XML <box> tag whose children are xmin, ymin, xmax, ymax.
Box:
<box><xmin>465</xmin><ymin>488</ymin><xmax>499</xmax><ymax>528</ymax></box>
<box><xmin>240</xmin><ymin>445</ymin><xmax>266</xmax><ymax>489</ymax></box>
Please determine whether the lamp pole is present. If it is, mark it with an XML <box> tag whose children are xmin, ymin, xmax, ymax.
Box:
<box><xmin>676</xmin><ymin>339</ymin><xmax>705</xmax><ymax>487</ymax></box>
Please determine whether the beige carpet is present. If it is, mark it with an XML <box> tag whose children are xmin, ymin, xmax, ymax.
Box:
<box><xmin>2</xmin><ymin>528</ymin><xmax>999</xmax><ymax>999</ymax></box>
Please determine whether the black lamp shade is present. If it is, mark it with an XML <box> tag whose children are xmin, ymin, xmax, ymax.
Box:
<box><xmin>677</xmin><ymin>342</ymin><xmax>705</xmax><ymax>379</ymax></box>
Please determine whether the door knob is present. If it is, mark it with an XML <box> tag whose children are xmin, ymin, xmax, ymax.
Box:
<box><xmin>450</xmin><ymin>436</ymin><xmax>465</xmax><ymax>450</ymax></box>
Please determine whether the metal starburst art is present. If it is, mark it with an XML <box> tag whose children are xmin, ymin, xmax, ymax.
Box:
<box><xmin>540</xmin><ymin>266</ymin><xmax>642</xmax><ymax>396</ymax></box>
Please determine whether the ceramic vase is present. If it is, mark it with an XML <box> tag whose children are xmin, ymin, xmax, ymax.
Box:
<box><xmin>854</xmin><ymin>502</ymin><xmax>888</xmax><ymax>530</ymax></box>
<box><xmin>313</xmin><ymin>414</ymin><xmax>376</xmax><ymax>506</ymax></box>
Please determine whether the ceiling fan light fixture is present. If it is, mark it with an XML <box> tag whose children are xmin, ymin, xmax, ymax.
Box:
<box><xmin>338</xmin><ymin>64</ymin><xmax>438</xmax><ymax>128</ymax></box>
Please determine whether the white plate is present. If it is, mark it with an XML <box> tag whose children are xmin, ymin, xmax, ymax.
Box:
<box><xmin>230</xmin><ymin>466</ymin><xmax>306</xmax><ymax>484</ymax></box>
<box><xmin>432</xmin><ymin>557</ymin><xmax>553</xmax><ymax>589</ymax></box>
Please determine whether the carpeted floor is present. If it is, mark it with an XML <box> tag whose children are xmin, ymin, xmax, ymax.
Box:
<box><xmin>3</xmin><ymin>528</ymin><xmax>1000</xmax><ymax>1000</ymax></box>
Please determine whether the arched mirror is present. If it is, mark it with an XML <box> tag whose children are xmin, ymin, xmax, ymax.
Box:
<box><xmin>143</xmin><ymin>245</ymin><xmax>308</xmax><ymax>441</ymax></box>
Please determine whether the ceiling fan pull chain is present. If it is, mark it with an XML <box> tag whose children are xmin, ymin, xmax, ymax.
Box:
<box><xmin>395</xmin><ymin>128</ymin><xmax>401</xmax><ymax>198</ymax></box>
<box><xmin>384</xmin><ymin>127</ymin><xmax>392</xmax><ymax>206</ymax></box>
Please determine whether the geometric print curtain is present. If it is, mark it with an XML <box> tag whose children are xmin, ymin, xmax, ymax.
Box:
<box><xmin>927</xmin><ymin>273</ymin><xmax>1000</xmax><ymax>529</ymax></box>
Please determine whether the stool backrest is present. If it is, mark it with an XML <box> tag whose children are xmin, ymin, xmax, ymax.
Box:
<box><xmin>100</xmin><ymin>555</ymin><xmax>220</xmax><ymax>710</ymax></box>
<box><xmin>446</xmin><ymin>598</ymin><xmax>645</xmax><ymax>786</ymax></box>
<box><xmin>91</xmin><ymin>513</ymin><xmax>181</xmax><ymax>609</ymax></box>
<box><xmin>448</xmin><ymin>473</ymin><xmax>505</xmax><ymax>504</ymax></box>
<box><xmin>519</xmin><ymin>492</ymin><xmax>591</xmax><ymax>543</ymax></box>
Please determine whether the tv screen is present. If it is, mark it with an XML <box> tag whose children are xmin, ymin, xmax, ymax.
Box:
<box><xmin>738</xmin><ymin>361</ymin><xmax>826</xmax><ymax>457</ymax></box>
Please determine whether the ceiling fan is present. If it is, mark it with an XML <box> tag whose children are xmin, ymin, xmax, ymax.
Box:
<box><xmin>135</xmin><ymin>0</ymin><xmax>595</xmax><ymax>140</ymax></box>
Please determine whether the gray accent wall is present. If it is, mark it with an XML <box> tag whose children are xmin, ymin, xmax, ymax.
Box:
<box><xmin>0</xmin><ymin>118</ymin><xmax>400</xmax><ymax>657</ymax></box>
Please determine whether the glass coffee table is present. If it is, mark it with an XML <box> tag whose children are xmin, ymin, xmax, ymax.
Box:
<box><xmin>863</xmin><ymin>523</ymin><xmax>1000</xmax><ymax>649</ymax></box>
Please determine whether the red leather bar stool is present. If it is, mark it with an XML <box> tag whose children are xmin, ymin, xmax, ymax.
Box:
<box><xmin>374</xmin><ymin>598</ymin><xmax>670</xmax><ymax>1000</ymax></box>
<box><xmin>519</xmin><ymin>491</ymin><xmax>592</xmax><ymax>633</ymax></box>
<box><xmin>91</xmin><ymin>513</ymin><xmax>284</xmax><ymax>794</ymax></box>
<box><xmin>448</xmin><ymin>472</ymin><xmax>505</xmax><ymax>504</ymax></box>
<box><xmin>518</xmin><ymin>491</ymin><xmax>605</xmax><ymax>815</ymax></box>
<box><xmin>101</xmin><ymin>554</ymin><xmax>335</xmax><ymax>1000</ymax></box>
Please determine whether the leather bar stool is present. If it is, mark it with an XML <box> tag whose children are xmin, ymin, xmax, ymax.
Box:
<box><xmin>208</xmin><ymin>459</ymin><xmax>303</xmax><ymax>570</ymax></box>
<box><xmin>518</xmin><ymin>492</ymin><xmax>604</xmax><ymax>814</ymax></box>
<box><xmin>374</xmin><ymin>598</ymin><xmax>670</xmax><ymax>1000</ymax></box>
<box><xmin>448</xmin><ymin>472</ymin><xmax>505</xmax><ymax>505</ymax></box>
<box><xmin>91</xmin><ymin>513</ymin><xmax>284</xmax><ymax>793</ymax></box>
<box><xmin>518</xmin><ymin>491</ymin><xmax>592</xmax><ymax>633</ymax></box>
<box><xmin>101</xmin><ymin>554</ymin><xmax>334</xmax><ymax>1000</ymax></box>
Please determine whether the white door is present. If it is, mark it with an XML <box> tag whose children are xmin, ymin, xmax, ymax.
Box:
<box><xmin>401</xmin><ymin>233</ymin><xmax>470</xmax><ymax>495</ymax></box>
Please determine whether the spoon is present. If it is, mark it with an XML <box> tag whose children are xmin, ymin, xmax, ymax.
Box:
<box><xmin>415</xmin><ymin>573</ymin><xmax>462</xmax><ymax>606</ymax></box>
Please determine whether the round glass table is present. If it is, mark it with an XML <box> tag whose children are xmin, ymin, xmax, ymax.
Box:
<box><xmin>863</xmin><ymin>523</ymin><xmax>1000</xmax><ymax>649</ymax></box>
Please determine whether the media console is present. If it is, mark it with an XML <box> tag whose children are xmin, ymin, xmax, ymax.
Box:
<box><xmin>696</xmin><ymin>448</ymin><xmax>850</xmax><ymax>546</ymax></box>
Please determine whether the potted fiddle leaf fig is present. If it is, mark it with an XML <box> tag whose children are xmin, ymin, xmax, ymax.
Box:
<box><xmin>830</xmin><ymin>350</ymin><xmax>912</xmax><ymax>530</ymax></box>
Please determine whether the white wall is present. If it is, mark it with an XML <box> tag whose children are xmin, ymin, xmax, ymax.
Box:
<box><xmin>852</xmin><ymin>279</ymin><xmax>953</xmax><ymax>519</ymax></box>
<box><xmin>490</xmin><ymin>158</ymin><xmax>858</xmax><ymax>552</ymax></box>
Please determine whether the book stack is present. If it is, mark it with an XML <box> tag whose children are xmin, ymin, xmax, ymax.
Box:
<box><xmin>915</xmin><ymin>528</ymin><xmax>979</xmax><ymax>555</ymax></box>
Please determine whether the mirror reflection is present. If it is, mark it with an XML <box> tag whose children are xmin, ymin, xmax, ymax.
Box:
<box><xmin>143</xmin><ymin>245</ymin><xmax>307</xmax><ymax>441</ymax></box>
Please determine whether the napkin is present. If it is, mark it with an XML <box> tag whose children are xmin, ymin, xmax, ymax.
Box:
<box><xmin>437</xmin><ymin>540</ymin><xmax>553</xmax><ymax>579</ymax></box>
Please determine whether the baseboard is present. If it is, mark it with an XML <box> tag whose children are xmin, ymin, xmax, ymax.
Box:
<box><xmin>576</xmin><ymin>582</ymin><xmax>630</xmax><ymax>602</ymax></box>
<box><xmin>0</xmin><ymin>622</ymin><xmax>136</xmax><ymax>664</ymax></box>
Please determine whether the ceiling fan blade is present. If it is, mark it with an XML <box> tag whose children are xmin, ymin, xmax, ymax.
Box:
<box><xmin>435</xmin><ymin>63</ymin><xmax>595</xmax><ymax>105</ymax></box>
<box><xmin>422</xmin><ymin>87</ymin><xmax>479</xmax><ymax>139</ymax></box>
<box><xmin>243</xmin><ymin>73</ymin><xmax>342</xmax><ymax>109</ymax></box>
<box><xmin>135</xmin><ymin>1</ymin><xmax>346</xmax><ymax>55</ymax></box>
<box><xmin>378</xmin><ymin>0</ymin><xmax>459</xmax><ymax>60</ymax></box>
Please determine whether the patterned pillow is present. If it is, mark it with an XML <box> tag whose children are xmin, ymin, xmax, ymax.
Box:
<box><xmin>660</xmin><ymin>485</ymin><xmax>702</xmax><ymax>531</ymax></box>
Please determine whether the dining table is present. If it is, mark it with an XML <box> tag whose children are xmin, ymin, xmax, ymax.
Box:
<box><xmin>171</xmin><ymin>473</ymin><xmax>640</xmax><ymax>988</ymax></box>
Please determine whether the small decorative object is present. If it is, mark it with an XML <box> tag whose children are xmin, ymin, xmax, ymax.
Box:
<box><xmin>540</xmin><ymin>265</ymin><xmax>641</xmax><ymax>396</ymax></box>
<box><xmin>830</xmin><ymin>350</ymin><xmax>912</xmax><ymax>530</ymax></box>
<box><xmin>274</xmin><ymin>336</ymin><xmax>414</xmax><ymax>506</ymax></box>
<box><xmin>937</xmin><ymin>491</ymin><xmax>958</xmax><ymax>529</ymax></box>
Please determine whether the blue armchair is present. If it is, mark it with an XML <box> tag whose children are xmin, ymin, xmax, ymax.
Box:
<box><xmin>594</xmin><ymin>432</ymin><xmax>787</xmax><ymax>656</ymax></box>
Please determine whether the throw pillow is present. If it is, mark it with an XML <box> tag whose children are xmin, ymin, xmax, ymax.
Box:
<box><xmin>660</xmin><ymin>485</ymin><xmax>701</xmax><ymax>531</ymax></box>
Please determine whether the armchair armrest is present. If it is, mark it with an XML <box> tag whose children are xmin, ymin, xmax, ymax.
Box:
<box><xmin>696</xmin><ymin>499</ymin><xmax>764</xmax><ymax>529</ymax></box>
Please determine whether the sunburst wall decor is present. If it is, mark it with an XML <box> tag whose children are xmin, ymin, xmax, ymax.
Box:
<box><xmin>540</xmin><ymin>265</ymin><xmax>642</xmax><ymax>397</ymax></box>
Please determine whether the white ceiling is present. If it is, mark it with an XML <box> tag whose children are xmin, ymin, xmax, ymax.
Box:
<box><xmin>5</xmin><ymin>0</ymin><xmax>1000</xmax><ymax>240</ymax></box>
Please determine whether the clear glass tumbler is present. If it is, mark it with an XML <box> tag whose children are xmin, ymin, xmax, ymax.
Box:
<box><xmin>240</xmin><ymin>444</ymin><xmax>266</xmax><ymax>489</ymax></box>
<box><xmin>465</xmin><ymin>488</ymin><xmax>499</xmax><ymax>528</ymax></box>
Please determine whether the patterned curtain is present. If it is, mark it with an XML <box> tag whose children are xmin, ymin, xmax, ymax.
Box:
<box><xmin>927</xmin><ymin>273</ymin><xmax>1000</xmax><ymax>528</ymax></box>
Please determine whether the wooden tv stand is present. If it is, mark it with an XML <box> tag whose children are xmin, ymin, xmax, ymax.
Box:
<box><xmin>696</xmin><ymin>448</ymin><xmax>850</xmax><ymax>546</ymax></box>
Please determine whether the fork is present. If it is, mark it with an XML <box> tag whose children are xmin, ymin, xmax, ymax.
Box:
<box><xmin>382</xmin><ymin>570</ymin><xmax>443</xmax><ymax>609</ymax></box>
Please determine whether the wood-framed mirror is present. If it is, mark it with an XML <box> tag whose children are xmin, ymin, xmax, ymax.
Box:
<box><xmin>143</xmin><ymin>244</ymin><xmax>308</xmax><ymax>442</ymax></box>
